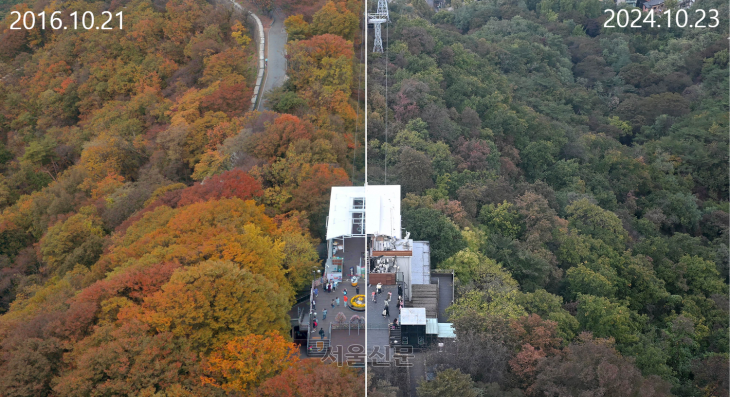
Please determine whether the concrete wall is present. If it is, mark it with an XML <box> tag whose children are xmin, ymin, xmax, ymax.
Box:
<box><xmin>227</xmin><ymin>0</ymin><xmax>265</xmax><ymax>110</ymax></box>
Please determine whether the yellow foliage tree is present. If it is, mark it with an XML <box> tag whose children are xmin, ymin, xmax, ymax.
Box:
<box><xmin>284</xmin><ymin>15</ymin><xmax>310</xmax><ymax>41</ymax></box>
<box><xmin>231</xmin><ymin>20</ymin><xmax>252</xmax><ymax>47</ymax></box>
<box><xmin>138</xmin><ymin>261</ymin><xmax>291</xmax><ymax>353</ymax></box>
<box><xmin>311</xmin><ymin>1</ymin><xmax>359</xmax><ymax>41</ymax></box>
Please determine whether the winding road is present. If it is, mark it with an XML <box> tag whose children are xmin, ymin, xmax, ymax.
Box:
<box><xmin>258</xmin><ymin>9</ymin><xmax>288</xmax><ymax>110</ymax></box>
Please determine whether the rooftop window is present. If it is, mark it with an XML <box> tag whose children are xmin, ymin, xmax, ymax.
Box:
<box><xmin>353</xmin><ymin>198</ymin><xmax>364</xmax><ymax>210</ymax></box>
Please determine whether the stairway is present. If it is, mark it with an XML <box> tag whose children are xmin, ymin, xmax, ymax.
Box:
<box><xmin>307</xmin><ymin>337</ymin><xmax>330</xmax><ymax>357</ymax></box>
<box><xmin>389</xmin><ymin>326</ymin><xmax>401</xmax><ymax>346</ymax></box>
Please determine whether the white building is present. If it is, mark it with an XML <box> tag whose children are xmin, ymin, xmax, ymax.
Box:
<box><xmin>326</xmin><ymin>185</ymin><xmax>402</xmax><ymax>240</ymax></box>
<box><xmin>323</xmin><ymin>185</ymin><xmax>431</xmax><ymax>298</ymax></box>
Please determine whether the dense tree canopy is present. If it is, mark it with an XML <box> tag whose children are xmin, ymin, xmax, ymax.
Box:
<box><xmin>0</xmin><ymin>0</ymin><xmax>363</xmax><ymax>393</ymax></box>
<box><xmin>376</xmin><ymin>0</ymin><xmax>729</xmax><ymax>395</ymax></box>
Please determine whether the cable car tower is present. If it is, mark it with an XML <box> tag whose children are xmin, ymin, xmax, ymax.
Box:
<box><xmin>367</xmin><ymin>0</ymin><xmax>389</xmax><ymax>52</ymax></box>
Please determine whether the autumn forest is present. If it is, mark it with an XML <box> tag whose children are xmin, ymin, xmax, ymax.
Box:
<box><xmin>0</xmin><ymin>0</ymin><xmax>726</xmax><ymax>394</ymax></box>
<box><xmin>0</xmin><ymin>0</ymin><xmax>365</xmax><ymax>394</ymax></box>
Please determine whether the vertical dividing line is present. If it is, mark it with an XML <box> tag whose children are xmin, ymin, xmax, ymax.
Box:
<box><xmin>363</xmin><ymin>1</ymin><xmax>368</xmax><ymax>392</ymax></box>
<box><xmin>384</xmin><ymin>22</ymin><xmax>388</xmax><ymax>184</ymax></box>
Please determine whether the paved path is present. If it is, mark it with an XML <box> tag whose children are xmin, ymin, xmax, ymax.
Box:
<box><xmin>367</xmin><ymin>284</ymin><xmax>399</xmax><ymax>356</ymax></box>
<box><xmin>259</xmin><ymin>9</ymin><xmax>288</xmax><ymax>110</ymax></box>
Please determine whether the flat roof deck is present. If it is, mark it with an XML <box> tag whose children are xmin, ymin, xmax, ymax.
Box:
<box><xmin>432</xmin><ymin>273</ymin><xmax>454</xmax><ymax>322</ymax></box>
<box><xmin>366</xmin><ymin>283</ymin><xmax>399</xmax><ymax>356</ymax></box>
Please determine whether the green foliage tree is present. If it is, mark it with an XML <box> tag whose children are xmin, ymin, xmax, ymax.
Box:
<box><xmin>39</xmin><ymin>209</ymin><xmax>105</xmax><ymax>277</ymax></box>
<box><xmin>577</xmin><ymin>294</ymin><xmax>641</xmax><ymax>345</ymax></box>
<box><xmin>566</xmin><ymin>199</ymin><xmax>629</xmax><ymax>252</ymax></box>
<box><xmin>403</xmin><ymin>207</ymin><xmax>466</xmax><ymax>265</ymax></box>
<box><xmin>418</xmin><ymin>369</ymin><xmax>479</xmax><ymax>397</ymax></box>
<box><xmin>478</xmin><ymin>201</ymin><xmax>523</xmax><ymax>239</ymax></box>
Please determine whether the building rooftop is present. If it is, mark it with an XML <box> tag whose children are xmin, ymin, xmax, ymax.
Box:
<box><xmin>401</xmin><ymin>308</ymin><xmax>427</xmax><ymax>325</ymax></box>
<box><xmin>426</xmin><ymin>318</ymin><xmax>438</xmax><ymax>335</ymax></box>
<box><xmin>326</xmin><ymin>185</ymin><xmax>401</xmax><ymax>240</ymax></box>
<box><xmin>437</xmin><ymin>323</ymin><xmax>456</xmax><ymax>338</ymax></box>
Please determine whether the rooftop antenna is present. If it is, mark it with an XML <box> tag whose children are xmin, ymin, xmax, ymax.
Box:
<box><xmin>367</xmin><ymin>0</ymin><xmax>389</xmax><ymax>53</ymax></box>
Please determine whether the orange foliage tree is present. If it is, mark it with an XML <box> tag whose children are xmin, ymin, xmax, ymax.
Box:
<box><xmin>91</xmin><ymin>197</ymin><xmax>318</xmax><ymax>296</ymax></box>
<box><xmin>256</xmin><ymin>358</ymin><xmax>365</xmax><ymax>397</ymax></box>
<box><xmin>201</xmin><ymin>331</ymin><xmax>300</xmax><ymax>393</ymax></box>
<box><xmin>52</xmin><ymin>319</ymin><xmax>211</xmax><ymax>397</ymax></box>
<box><xmin>287</xmin><ymin>34</ymin><xmax>353</xmax><ymax>92</ymax></box>
<box><xmin>133</xmin><ymin>260</ymin><xmax>291</xmax><ymax>352</ymax></box>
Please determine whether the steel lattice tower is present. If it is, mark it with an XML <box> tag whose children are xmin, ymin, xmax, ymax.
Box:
<box><xmin>367</xmin><ymin>0</ymin><xmax>389</xmax><ymax>53</ymax></box>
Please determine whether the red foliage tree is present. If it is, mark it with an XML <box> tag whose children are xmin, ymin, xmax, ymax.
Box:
<box><xmin>393</xmin><ymin>92</ymin><xmax>420</xmax><ymax>123</ymax></box>
<box><xmin>252</xmin><ymin>114</ymin><xmax>315</xmax><ymax>159</ymax></box>
<box><xmin>508</xmin><ymin>314</ymin><xmax>563</xmax><ymax>392</ymax></box>
<box><xmin>454</xmin><ymin>138</ymin><xmax>496</xmax><ymax>172</ymax></box>
<box><xmin>178</xmin><ymin>169</ymin><xmax>263</xmax><ymax>206</ymax></box>
<box><xmin>55</xmin><ymin>262</ymin><xmax>184</xmax><ymax>341</ymax></box>
<box><xmin>75</xmin><ymin>262</ymin><xmax>183</xmax><ymax>306</ymax></box>
<box><xmin>531</xmin><ymin>333</ymin><xmax>672</xmax><ymax>397</ymax></box>
<box><xmin>0</xmin><ymin>27</ymin><xmax>28</xmax><ymax>60</ymax></box>
<box><xmin>200</xmin><ymin>81</ymin><xmax>252</xmax><ymax>117</ymax></box>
